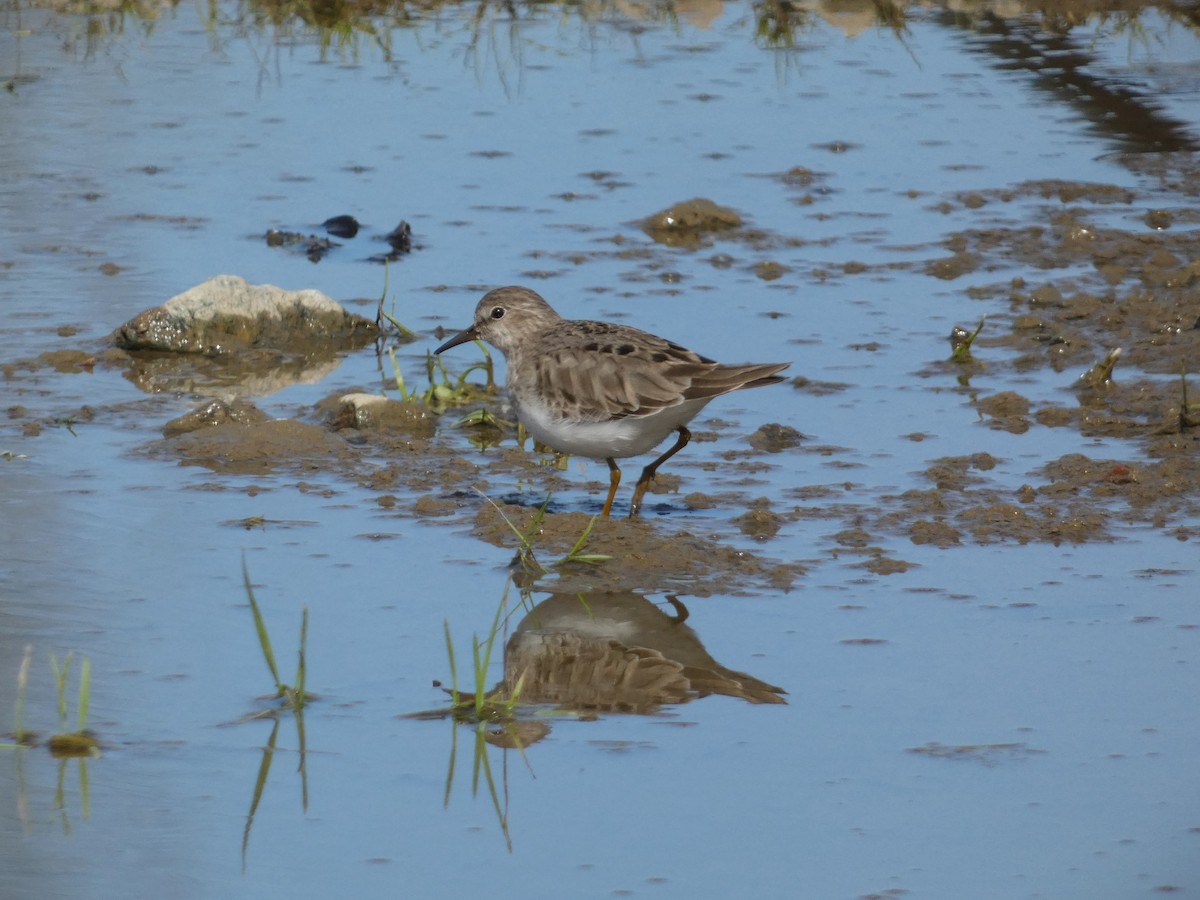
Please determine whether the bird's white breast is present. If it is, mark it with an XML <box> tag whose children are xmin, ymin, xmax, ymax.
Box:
<box><xmin>514</xmin><ymin>394</ymin><xmax>709</xmax><ymax>459</ymax></box>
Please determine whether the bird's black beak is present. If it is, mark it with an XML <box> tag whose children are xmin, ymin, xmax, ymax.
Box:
<box><xmin>435</xmin><ymin>325</ymin><xmax>479</xmax><ymax>355</ymax></box>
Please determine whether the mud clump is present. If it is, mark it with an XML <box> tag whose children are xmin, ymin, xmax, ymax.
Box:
<box><xmin>748</xmin><ymin>423</ymin><xmax>803</xmax><ymax>452</ymax></box>
<box><xmin>469</xmin><ymin>503</ymin><xmax>803</xmax><ymax>594</ymax></box>
<box><xmin>162</xmin><ymin>399</ymin><xmax>269</xmax><ymax>437</ymax></box>
<box><xmin>1038</xmin><ymin>452</ymin><xmax>1200</xmax><ymax>516</ymax></box>
<box><xmin>860</xmin><ymin>556</ymin><xmax>918</xmax><ymax>575</ymax></box>
<box><xmin>159</xmin><ymin>418</ymin><xmax>354</xmax><ymax>475</ymax></box>
<box><xmin>975</xmin><ymin>391</ymin><xmax>1032</xmax><ymax>433</ymax></box>
<box><xmin>941</xmin><ymin>177</ymin><xmax>1200</xmax><ymax>378</ymax></box>
<box><xmin>909</xmin><ymin>519</ymin><xmax>962</xmax><ymax>547</ymax></box>
<box><xmin>924</xmin><ymin>453</ymin><xmax>998</xmax><ymax>491</ymax></box>
<box><xmin>640</xmin><ymin>198</ymin><xmax>743</xmax><ymax>249</ymax></box>
<box><xmin>38</xmin><ymin>350</ymin><xmax>96</xmax><ymax>373</ymax></box>
<box><xmin>733</xmin><ymin>506</ymin><xmax>786</xmax><ymax>540</ymax></box>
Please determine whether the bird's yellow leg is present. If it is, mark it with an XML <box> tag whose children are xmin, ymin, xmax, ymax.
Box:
<box><xmin>601</xmin><ymin>458</ymin><xmax>622</xmax><ymax>517</ymax></box>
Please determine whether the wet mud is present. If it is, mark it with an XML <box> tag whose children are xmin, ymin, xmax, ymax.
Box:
<box><xmin>4</xmin><ymin>162</ymin><xmax>1200</xmax><ymax>590</ymax></box>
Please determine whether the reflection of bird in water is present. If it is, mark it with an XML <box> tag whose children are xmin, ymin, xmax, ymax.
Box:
<box><xmin>504</xmin><ymin>590</ymin><xmax>786</xmax><ymax>714</ymax></box>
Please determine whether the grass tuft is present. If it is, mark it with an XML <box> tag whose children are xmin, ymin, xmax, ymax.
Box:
<box><xmin>950</xmin><ymin>317</ymin><xmax>986</xmax><ymax>361</ymax></box>
<box><xmin>241</xmin><ymin>553</ymin><xmax>312</xmax><ymax>712</ymax></box>
<box><xmin>46</xmin><ymin>651</ymin><xmax>99</xmax><ymax>758</ymax></box>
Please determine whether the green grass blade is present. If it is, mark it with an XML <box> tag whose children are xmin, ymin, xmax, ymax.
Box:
<box><xmin>14</xmin><ymin>644</ymin><xmax>31</xmax><ymax>740</ymax></box>
<box><xmin>77</xmin><ymin>657</ymin><xmax>91</xmax><ymax>731</ymax></box>
<box><xmin>473</xmin><ymin>489</ymin><xmax>528</xmax><ymax>548</ymax></box>
<box><xmin>49</xmin><ymin>651</ymin><xmax>73</xmax><ymax>729</ymax></box>
<box><xmin>294</xmin><ymin>606</ymin><xmax>309</xmax><ymax>703</ymax></box>
<box><xmin>472</xmin><ymin>635</ymin><xmax>486</xmax><ymax>715</ymax></box>
<box><xmin>558</xmin><ymin>515</ymin><xmax>611</xmax><ymax>566</ymax></box>
<box><xmin>387</xmin><ymin>347</ymin><xmax>410</xmax><ymax>401</ymax></box>
<box><xmin>443</xmin><ymin>620</ymin><xmax>459</xmax><ymax>704</ymax></box>
<box><xmin>242</xmin><ymin>555</ymin><xmax>283</xmax><ymax>692</ymax></box>
<box><xmin>474</xmin><ymin>587</ymin><xmax>509</xmax><ymax>714</ymax></box>
<box><xmin>506</xmin><ymin>671</ymin><xmax>526</xmax><ymax>713</ymax></box>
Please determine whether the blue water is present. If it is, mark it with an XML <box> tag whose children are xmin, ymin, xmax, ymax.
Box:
<box><xmin>2</xmin><ymin>3</ymin><xmax>1199</xmax><ymax>898</ymax></box>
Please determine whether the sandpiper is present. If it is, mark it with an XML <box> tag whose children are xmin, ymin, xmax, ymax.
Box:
<box><xmin>435</xmin><ymin>286</ymin><xmax>790</xmax><ymax>517</ymax></box>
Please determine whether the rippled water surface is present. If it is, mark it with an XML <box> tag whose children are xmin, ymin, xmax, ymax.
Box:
<box><xmin>2</xmin><ymin>1</ymin><xmax>1200</xmax><ymax>898</ymax></box>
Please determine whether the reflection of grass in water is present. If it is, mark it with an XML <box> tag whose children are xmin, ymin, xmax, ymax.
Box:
<box><xmin>404</xmin><ymin>502</ymin><xmax>610</xmax><ymax>851</ymax></box>
<box><xmin>1</xmin><ymin>645</ymin><xmax>36</xmax><ymax>749</ymax></box>
<box><xmin>754</xmin><ymin>0</ymin><xmax>809</xmax><ymax>48</ymax></box>
<box><xmin>11</xmin><ymin>0</ymin><xmax>1200</xmax><ymax>82</ymax></box>
<box><xmin>442</xmin><ymin>578</ymin><xmax>526</xmax><ymax>725</ymax></box>
<box><xmin>238</xmin><ymin>555</ymin><xmax>312</xmax><ymax>870</ymax></box>
<box><xmin>3</xmin><ymin>646</ymin><xmax>99</xmax><ymax>756</ymax></box>
<box><xmin>438</xmin><ymin>578</ymin><xmax>533</xmax><ymax>853</ymax></box>
<box><xmin>1</xmin><ymin>646</ymin><xmax>98</xmax><ymax>831</ymax></box>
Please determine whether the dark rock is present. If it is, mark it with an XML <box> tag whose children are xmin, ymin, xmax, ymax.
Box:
<box><xmin>386</xmin><ymin>221</ymin><xmax>412</xmax><ymax>253</ymax></box>
<box><xmin>322</xmin><ymin>215</ymin><xmax>360</xmax><ymax>238</ymax></box>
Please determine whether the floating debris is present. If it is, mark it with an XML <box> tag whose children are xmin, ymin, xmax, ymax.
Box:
<box><xmin>265</xmin><ymin>229</ymin><xmax>338</xmax><ymax>262</ymax></box>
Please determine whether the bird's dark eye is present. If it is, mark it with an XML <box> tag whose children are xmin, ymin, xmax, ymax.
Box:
<box><xmin>490</xmin><ymin>307</ymin><xmax>505</xmax><ymax>320</ymax></box>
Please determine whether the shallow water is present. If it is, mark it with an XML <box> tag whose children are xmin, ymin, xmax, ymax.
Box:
<box><xmin>3</xmin><ymin>1</ymin><xmax>1200</xmax><ymax>898</ymax></box>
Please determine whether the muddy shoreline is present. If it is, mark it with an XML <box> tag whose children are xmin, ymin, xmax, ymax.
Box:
<box><xmin>5</xmin><ymin>165</ymin><xmax>1197</xmax><ymax>592</ymax></box>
